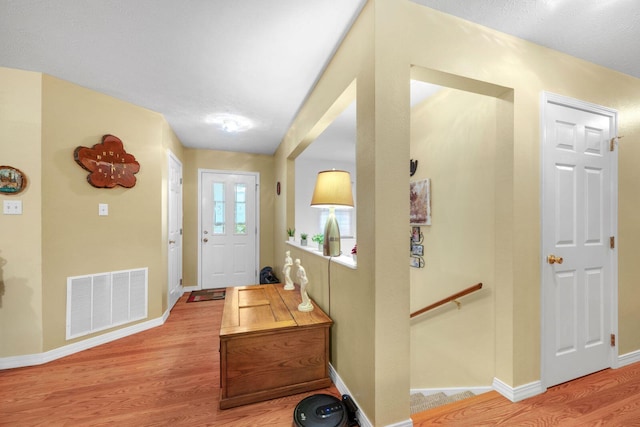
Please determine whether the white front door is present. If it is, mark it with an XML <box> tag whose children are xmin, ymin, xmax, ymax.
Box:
<box><xmin>199</xmin><ymin>170</ymin><xmax>258</xmax><ymax>289</ymax></box>
<box><xmin>541</xmin><ymin>93</ymin><xmax>618</xmax><ymax>388</ymax></box>
<box><xmin>168</xmin><ymin>152</ymin><xmax>183</xmax><ymax>310</ymax></box>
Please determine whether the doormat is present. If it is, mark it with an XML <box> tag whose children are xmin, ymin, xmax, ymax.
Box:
<box><xmin>187</xmin><ymin>289</ymin><xmax>226</xmax><ymax>303</ymax></box>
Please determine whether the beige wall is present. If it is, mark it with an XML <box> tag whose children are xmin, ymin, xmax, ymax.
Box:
<box><xmin>0</xmin><ymin>67</ymin><xmax>43</xmax><ymax>357</ymax></box>
<box><xmin>40</xmin><ymin>74</ymin><xmax>181</xmax><ymax>350</ymax></box>
<box><xmin>4</xmin><ymin>1</ymin><xmax>640</xmax><ymax>424</ymax></box>
<box><xmin>275</xmin><ymin>0</ymin><xmax>640</xmax><ymax>424</ymax></box>
<box><xmin>409</xmin><ymin>88</ymin><xmax>498</xmax><ymax>387</ymax></box>
<box><xmin>403</xmin><ymin>1</ymin><xmax>640</xmax><ymax>387</ymax></box>
<box><xmin>181</xmin><ymin>148</ymin><xmax>275</xmax><ymax>288</ymax></box>
<box><xmin>0</xmin><ymin>68</ymin><xmax>184</xmax><ymax>356</ymax></box>
<box><xmin>275</xmin><ymin>1</ymin><xmax>394</xmax><ymax>423</ymax></box>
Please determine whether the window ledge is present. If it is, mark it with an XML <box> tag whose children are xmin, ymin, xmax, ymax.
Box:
<box><xmin>286</xmin><ymin>241</ymin><xmax>357</xmax><ymax>269</ymax></box>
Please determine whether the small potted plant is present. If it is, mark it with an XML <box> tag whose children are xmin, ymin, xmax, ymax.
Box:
<box><xmin>312</xmin><ymin>233</ymin><xmax>324</xmax><ymax>251</ymax></box>
<box><xmin>300</xmin><ymin>233</ymin><xmax>308</xmax><ymax>246</ymax></box>
<box><xmin>287</xmin><ymin>228</ymin><xmax>295</xmax><ymax>241</ymax></box>
<box><xmin>351</xmin><ymin>244</ymin><xmax>357</xmax><ymax>263</ymax></box>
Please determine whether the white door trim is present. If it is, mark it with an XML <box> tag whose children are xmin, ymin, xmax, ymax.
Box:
<box><xmin>167</xmin><ymin>150</ymin><xmax>183</xmax><ymax>310</ymax></box>
<box><xmin>197</xmin><ymin>169</ymin><xmax>260</xmax><ymax>289</ymax></box>
<box><xmin>540</xmin><ymin>91</ymin><xmax>619</xmax><ymax>389</ymax></box>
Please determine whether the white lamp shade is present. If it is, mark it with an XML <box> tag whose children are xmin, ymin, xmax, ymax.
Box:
<box><xmin>310</xmin><ymin>170</ymin><xmax>354</xmax><ymax>208</ymax></box>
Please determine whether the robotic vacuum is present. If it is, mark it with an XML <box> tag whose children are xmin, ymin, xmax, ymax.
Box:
<box><xmin>293</xmin><ymin>394</ymin><xmax>348</xmax><ymax>427</ymax></box>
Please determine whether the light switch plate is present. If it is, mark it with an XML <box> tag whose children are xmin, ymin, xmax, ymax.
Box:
<box><xmin>98</xmin><ymin>203</ymin><xmax>109</xmax><ymax>216</ymax></box>
<box><xmin>3</xmin><ymin>200</ymin><xmax>22</xmax><ymax>215</ymax></box>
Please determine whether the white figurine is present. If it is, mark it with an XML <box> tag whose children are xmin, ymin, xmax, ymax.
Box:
<box><xmin>295</xmin><ymin>259</ymin><xmax>313</xmax><ymax>312</ymax></box>
<box><xmin>283</xmin><ymin>250</ymin><xmax>294</xmax><ymax>290</ymax></box>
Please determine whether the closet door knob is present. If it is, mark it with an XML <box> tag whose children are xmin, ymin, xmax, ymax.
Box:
<box><xmin>547</xmin><ymin>254</ymin><xmax>563</xmax><ymax>264</ymax></box>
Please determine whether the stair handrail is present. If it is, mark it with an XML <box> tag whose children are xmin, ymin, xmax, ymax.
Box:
<box><xmin>410</xmin><ymin>282</ymin><xmax>483</xmax><ymax>319</ymax></box>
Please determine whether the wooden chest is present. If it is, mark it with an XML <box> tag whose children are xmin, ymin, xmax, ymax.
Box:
<box><xmin>219</xmin><ymin>283</ymin><xmax>333</xmax><ymax>409</ymax></box>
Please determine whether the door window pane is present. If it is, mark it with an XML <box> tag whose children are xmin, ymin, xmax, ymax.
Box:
<box><xmin>213</xmin><ymin>182</ymin><xmax>225</xmax><ymax>234</ymax></box>
<box><xmin>235</xmin><ymin>183</ymin><xmax>247</xmax><ymax>234</ymax></box>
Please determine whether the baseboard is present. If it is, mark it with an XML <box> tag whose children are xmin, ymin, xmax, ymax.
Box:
<box><xmin>329</xmin><ymin>364</ymin><xmax>377</xmax><ymax>427</ymax></box>
<box><xmin>618</xmin><ymin>349</ymin><xmax>640</xmax><ymax>367</ymax></box>
<box><xmin>384</xmin><ymin>420</ymin><xmax>414</xmax><ymax>427</ymax></box>
<box><xmin>329</xmin><ymin>364</ymin><xmax>413</xmax><ymax>427</ymax></box>
<box><xmin>0</xmin><ymin>308</ymin><xmax>170</xmax><ymax>370</ymax></box>
<box><xmin>489</xmin><ymin>351</ymin><xmax>640</xmax><ymax>401</ymax></box>
<box><xmin>492</xmin><ymin>377</ymin><xmax>545</xmax><ymax>402</ymax></box>
<box><xmin>183</xmin><ymin>285</ymin><xmax>199</xmax><ymax>292</ymax></box>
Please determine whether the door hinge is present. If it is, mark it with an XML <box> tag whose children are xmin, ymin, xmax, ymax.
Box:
<box><xmin>180</xmin><ymin>228</ymin><xmax>183</xmax><ymax>235</ymax></box>
<box><xmin>610</xmin><ymin>236</ymin><xmax>615</xmax><ymax>249</ymax></box>
<box><xmin>180</xmin><ymin>278</ymin><xmax>183</xmax><ymax>286</ymax></box>
<box><xmin>610</xmin><ymin>136</ymin><xmax>624</xmax><ymax>151</ymax></box>
<box><xmin>611</xmin><ymin>333</ymin><xmax>616</xmax><ymax>347</ymax></box>
<box><xmin>180</xmin><ymin>178</ymin><xmax>183</xmax><ymax>185</ymax></box>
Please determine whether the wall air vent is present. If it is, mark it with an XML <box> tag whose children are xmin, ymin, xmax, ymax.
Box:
<box><xmin>66</xmin><ymin>268</ymin><xmax>148</xmax><ymax>340</ymax></box>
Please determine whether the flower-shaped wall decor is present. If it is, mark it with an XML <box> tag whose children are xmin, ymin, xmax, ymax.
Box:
<box><xmin>74</xmin><ymin>134</ymin><xmax>140</xmax><ymax>188</ymax></box>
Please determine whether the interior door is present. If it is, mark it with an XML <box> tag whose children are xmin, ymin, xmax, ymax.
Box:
<box><xmin>167</xmin><ymin>152</ymin><xmax>183</xmax><ymax>310</ymax></box>
<box><xmin>200</xmin><ymin>171</ymin><xmax>258</xmax><ymax>289</ymax></box>
<box><xmin>541</xmin><ymin>93</ymin><xmax>617</xmax><ymax>388</ymax></box>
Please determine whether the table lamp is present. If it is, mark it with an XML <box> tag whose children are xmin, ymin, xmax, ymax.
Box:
<box><xmin>310</xmin><ymin>170</ymin><xmax>354</xmax><ymax>256</ymax></box>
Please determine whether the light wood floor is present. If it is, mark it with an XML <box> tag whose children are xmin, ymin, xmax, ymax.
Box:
<box><xmin>412</xmin><ymin>363</ymin><xmax>640</xmax><ymax>426</ymax></box>
<box><xmin>4</xmin><ymin>294</ymin><xmax>640</xmax><ymax>426</ymax></box>
<box><xmin>0</xmin><ymin>294</ymin><xmax>340</xmax><ymax>426</ymax></box>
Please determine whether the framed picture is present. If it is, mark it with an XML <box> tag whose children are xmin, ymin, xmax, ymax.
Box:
<box><xmin>411</xmin><ymin>244</ymin><xmax>424</xmax><ymax>256</ymax></box>
<box><xmin>0</xmin><ymin>166</ymin><xmax>27</xmax><ymax>195</ymax></box>
<box><xmin>410</xmin><ymin>256</ymin><xmax>424</xmax><ymax>268</ymax></box>
<box><xmin>410</xmin><ymin>178</ymin><xmax>431</xmax><ymax>225</ymax></box>
<box><xmin>411</xmin><ymin>226</ymin><xmax>422</xmax><ymax>243</ymax></box>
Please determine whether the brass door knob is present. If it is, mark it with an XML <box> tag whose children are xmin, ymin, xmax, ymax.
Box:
<box><xmin>203</xmin><ymin>238</ymin><xmax>209</xmax><ymax>243</ymax></box>
<box><xmin>169</xmin><ymin>240</ymin><xmax>176</xmax><ymax>244</ymax></box>
<box><xmin>547</xmin><ymin>254</ymin><xmax>563</xmax><ymax>264</ymax></box>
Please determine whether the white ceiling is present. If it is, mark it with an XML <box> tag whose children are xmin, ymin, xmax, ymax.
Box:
<box><xmin>1</xmin><ymin>0</ymin><xmax>639</xmax><ymax>157</ymax></box>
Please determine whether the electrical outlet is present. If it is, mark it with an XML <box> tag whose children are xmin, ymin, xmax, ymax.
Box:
<box><xmin>3</xmin><ymin>200</ymin><xmax>22</xmax><ymax>215</ymax></box>
<box><xmin>98</xmin><ymin>203</ymin><xmax>109</xmax><ymax>216</ymax></box>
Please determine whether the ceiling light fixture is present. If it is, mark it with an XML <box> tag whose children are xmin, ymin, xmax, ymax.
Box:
<box><xmin>222</xmin><ymin>119</ymin><xmax>239</xmax><ymax>133</ymax></box>
<box><xmin>207</xmin><ymin>113</ymin><xmax>253</xmax><ymax>133</ymax></box>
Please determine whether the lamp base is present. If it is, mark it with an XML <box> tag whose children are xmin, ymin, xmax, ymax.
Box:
<box><xmin>323</xmin><ymin>209</ymin><xmax>341</xmax><ymax>257</ymax></box>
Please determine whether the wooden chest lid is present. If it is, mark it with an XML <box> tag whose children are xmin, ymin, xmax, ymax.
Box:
<box><xmin>219</xmin><ymin>284</ymin><xmax>331</xmax><ymax>337</ymax></box>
